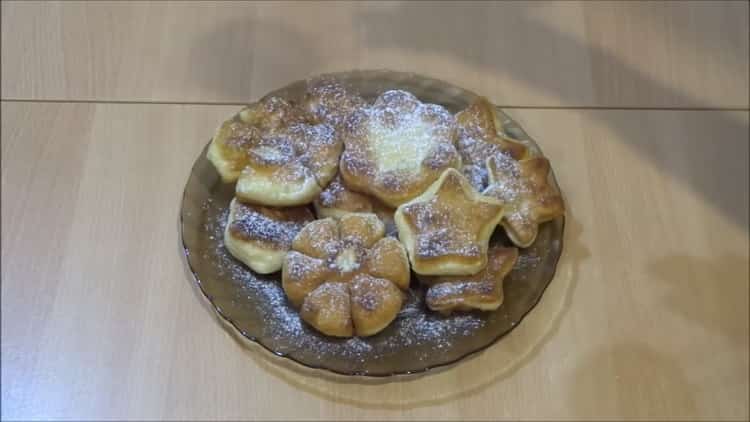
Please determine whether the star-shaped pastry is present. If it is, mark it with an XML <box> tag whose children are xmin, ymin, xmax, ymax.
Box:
<box><xmin>455</xmin><ymin>97</ymin><xmax>530</xmax><ymax>191</ymax></box>
<box><xmin>483</xmin><ymin>155</ymin><xmax>565</xmax><ymax>247</ymax></box>
<box><xmin>420</xmin><ymin>246</ymin><xmax>519</xmax><ymax>314</ymax></box>
<box><xmin>394</xmin><ymin>168</ymin><xmax>505</xmax><ymax>275</ymax></box>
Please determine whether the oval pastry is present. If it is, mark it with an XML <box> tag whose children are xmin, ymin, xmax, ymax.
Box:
<box><xmin>340</xmin><ymin>90</ymin><xmax>461</xmax><ymax>207</ymax></box>
<box><xmin>224</xmin><ymin>198</ymin><xmax>314</xmax><ymax>274</ymax></box>
<box><xmin>282</xmin><ymin>214</ymin><xmax>410</xmax><ymax>337</ymax></box>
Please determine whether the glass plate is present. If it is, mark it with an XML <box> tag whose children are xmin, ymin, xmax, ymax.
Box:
<box><xmin>180</xmin><ymin>70</ymin><xmax>565</xmax><ymax>377</ymax></box>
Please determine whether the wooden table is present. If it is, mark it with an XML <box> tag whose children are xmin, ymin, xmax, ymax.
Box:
<box><xmin>2</xmin><ymin>1</ymin><xmax>748</xmax><ymax>420</ymax></box>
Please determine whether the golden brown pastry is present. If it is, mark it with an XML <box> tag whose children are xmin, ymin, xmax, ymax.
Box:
<box><xmin>455</xmin><ymin>97</ymin><xmax>529</xmax><ymax>190</ymax></box>
<box><xmin>303</xmin><ymin>78</ymin><xmax>365</xmax><ymax>128</ymax></box>
<box><xmin>207</xmin><ymin>97</ymin><xmax>312</xmax><ymax>183</ymax></box>
<box><xmin>235</xmin><ymin>122</ymin><xmax>342</xmax><ymax>206</ymax></box>
<box><xmin>224</xmin><ymin>198</ymin><xmax>315</xmax><ymax>274</ymax></box>
<box><xmin>483</xmin><ymin>156</ymin><xmax>565</xmax><ymax>247</ymax></box>
<box><xmin>313</xmin><ymin>173</ymin><xmax>376</xmax><ymax>219</ymax></box>
<box><xmin>394</xmin><ymin>168</ymin><xmax>505</xmax><ymax>276</ymax></box>
<box><xmin>313</xmin><ymin>173</ymin><xmax>398</xmax><ymax>236</ymax></box>
<box><xmin>282</xmin><ymin>214</ymin><xmax>410</xmax><ymax>337</ymax></box>
<box><xmin>420</xmin><ymin>246</ymin><xmax>518</xmax><ymax>314</ymax></box>
<box><xmin>340</xmin><ymin>90</ymin><xmax>461</xmax><ymax>207</ymax></box>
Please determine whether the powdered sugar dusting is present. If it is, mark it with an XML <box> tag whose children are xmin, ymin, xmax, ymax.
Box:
<box><xmin>229</xmin><ymin>204</ymin><xmax>311</xmax><ymax>249</ymax></box>
<box><xmin>304</xmin><ymin>78</ymin><xmax>366</xmax><ymax>128</ymax></box>
<box><xmin>405</xmin><ymin>201</ymin><xmax>483</xmax><ymax>259</ymax></box>
<box><xmin>427</xmin><ymin>281</ymin><xmax>495</xmax><ymax>302</ymax></box>
<box><xmin>341</xmin><ymin>90</ymin><xmax>459</xmax><ymax>196</ymax></box>
<box><xmin>200</xmin><ymin>198</ymin><xmax>493</xmax><ymax>367</ymax></box>
<box><xmin>461</xmin><ymin>164</ymin><xmax>489</xmax><ymax>191</ymax></box>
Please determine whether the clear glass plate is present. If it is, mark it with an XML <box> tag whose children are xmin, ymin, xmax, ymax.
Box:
<box><xmin>180</xmin><ymin>70</ymin><xmax>565</xmax><ymax>377</ymax></box>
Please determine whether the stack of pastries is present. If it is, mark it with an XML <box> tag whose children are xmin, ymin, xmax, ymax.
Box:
<box><xmin>208</xmin><ymin>78</ymin><xmax>564</xmax><ymax>338</ymax></box>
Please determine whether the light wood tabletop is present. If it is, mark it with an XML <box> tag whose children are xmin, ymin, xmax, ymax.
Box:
<box><xmin>2</xmin><ymin>1</ymin><xmax>748</xmax><ymax>421</ymax></box>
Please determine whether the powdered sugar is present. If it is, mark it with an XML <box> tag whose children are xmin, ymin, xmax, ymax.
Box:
<box><xmin>461</xmin><ymin>164</ymin><xmax>489</xmax><ymax>191</ymax></box>
<box><xmin>427</xmin><ymin>281</ymin><xmax>495</xmax><ymax>302</ymax></box>
<box><xmin>304</xmin><ymin>78</ymin><xmax>366</xmax><ymax>128</ymax></box>
<box><xmin>340</xmin><ymin>90</ymin><xmax>459</xmax><ymax>197</ymax></box>
<box><xmin>199</xmin><ymin>198</ymin><xmax>492</xmax><ymax>367</ymax></box>
<box><xmin>229</xmin><ymin>204</ymin><xmax>311</xmax><ymax>248</ymax></box>
<box><xmin>415</xmin><ymin>228</ymin><xmax>481</xmax><ymax>259</ymax></box>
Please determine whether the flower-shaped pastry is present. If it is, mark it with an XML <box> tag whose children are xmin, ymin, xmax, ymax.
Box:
<box><xmin>456</xmin><ymin>97</ymin><xmax>529</xmax><ymax>191</ymax></box>
<box><xmin>395</xmin><ymin>168</ymin><xmax>505</xmax><ymax>276</ymax></box>
<box><xmin>282</xmin><ymin>214</ymin><xmax>410</xmax><ymax>337</ymax></box>
<box><xmin>483</xmin><ymin>155</ymin><xmax>565</xmax><ymax>247</ymax></box>
<box><xmin>340</xmin><ymin>90</ymin><xmax>461</xmax><ymax>207</ymax></box>
<box><xmin>235</xmin><ymin>122</ymin><xmax>342</xmax><ymax>206</ymax></box>
<box><xmin>420</xmin><ymin>246</ymin><xmax>518</xmax><ymax>314</ymax></box>
<box><xmin>224</xmin><ymin>198</ymin><xmax>314</xmax><ymax>274</ymax></box>
<box><xmin>207</xmin><ymin>96</ymin><xmax>312</xmax><ymax>183</ymax></box>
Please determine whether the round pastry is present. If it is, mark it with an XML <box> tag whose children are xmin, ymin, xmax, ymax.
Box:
<box><xmin>282</xmin><ymin>214</ymin><xmax>410</xmax><ymax>337</ymax></box>
<box><xmin>455</xmin><ymin>97</ymin><xmax>529</xmax><ymax>191</ymax></box>
<box><xmin>483</xmin><ymin>155</ymin><xmax>565</xmax><ymax>248</ymax></box>
<box><xmin>420</xmin><ymin>246</ymin><xmax>518</xmax><ymax>314</ymax></box>
<box><xmin>339</xmin><ymin>90</ymin><xmax>461</xmax><ymax>207</ymax></box>
<box><xmin>303</xmin><ymin>78</ymin><xmax>365</xmax><ymax>128</ymax></box>
<box><xmin>224</xmin><ymin>198</ymin><xmax>315</xmax><ymax>274</ymax></box>
<box><xmin>207</xmin><ymin>96</ymin><xmax>312</xmax><ymax>183</ymax></box>
<box><xmin>394</xmin><ymin>168</ymin><xmax>505</xmax><ymax>276</ymax></box>
<box><xmin>235</xmin><ymin>122</ymin><xmax>342</xmax><ymax>206</ymax></box>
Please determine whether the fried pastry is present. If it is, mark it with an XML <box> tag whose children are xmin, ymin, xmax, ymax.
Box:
<box><xmin>207</xmin><ymin>96</ymin><xmax>311</xmax><ymax>183</ymax></box>
<box><xmin>455</xmin><ymin>97</ymin><xmax>529</xmax><ymax>190</ymax></box>
<box><xmin>303</xmin><ymin>78</ymin><xmax>365</xmax><ymax>128</ymax></box>
<box><xmin>483</xmin><ymin>155</ymin><xmax>565</xmax><ymax>247</ymax></box>
<box><xmin>224</xmin><ymin>198</ymin><xmax>315</xmax><ymax>274</ymax></box>
<box><xmin>313</xmin><ymin>173</ymin><xmax>398</xmax><ymax>236</ymax></box>
<box><xmin>313</xmin><ymin>173</ymin><xmax>376</xmax><ymax>219</ymax></box>
<box><xmin>394</xmin><ymin>168</ymin><xmax>505</xmax><ymax>276</ymax></box>
<box><xmin>235</xmin><ymin>122</ymin><xmax>342</xmax><ymax>206</ymax></box>
<box><xmin>420</xmin><ymin>246</ymin><xmax>518</xmax><ymax>314</ymax></box>
<box><xmin>282</xmin><ymin>214</ymin><xmax>410</xmax><ymax>337</ymax></box>
<box><xmin>340</xmin><ymin>90</ymin><xmax>461</xmax><ymax>207</ymax></box>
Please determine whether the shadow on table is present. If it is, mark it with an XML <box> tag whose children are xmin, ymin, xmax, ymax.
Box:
<box><xmin>567</xmin><ymin>342</ymin><xmax>698</xmax><ymax>418</ymax></box>
<box><xmin>189</xmin><ymin>3</ymin><xmax>748</xmax><ymax>232</ymax></box>
<box><xmin>648</xmin><ymin>254</ymin><xmax>749</xmax><ymax>349</ymax></box>
<box><xmin>354</xmin><ymin>3</ymin><xmax>749</xmax><ymax>231</ymax></box>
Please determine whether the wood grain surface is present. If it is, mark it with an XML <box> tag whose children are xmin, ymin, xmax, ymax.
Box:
<box><xmin>1</xmin><ymin>1</ymin><xmax>749</xmax><ymax>421</ymax></box>
<box><xmin>2</xmin><ymin>0</ymin><xmax>748</xmax><ymax>108</ymax></box>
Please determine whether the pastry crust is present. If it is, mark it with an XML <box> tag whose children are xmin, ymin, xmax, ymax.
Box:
<box><xmin>235</xmin><ymin>122</ymin><xmax>342</xmax><ymax>206</ymax></box>
<box><xmin>303</xmin><ymin>77</ymin><xmax>365</xmax><ymax>128</ymax></box>
<box><xmin>207</xmin><ymin>97</ymin><xmax>312</xmax><ymax>183</ymax></box>
<box><xmin>420</xmin><ymin>246</ymin><xmax>518</xmax><ymax>314</ymax></box>
<box><xmin>483</xmin><ymin>155</ymin><xmax>565</xmax><ymax>247</ymax></box>
<box><xmin>340</xmin><ymin>90</ymin><xmax>461</xmax><ymax>207</ymax></box>
<box><xmin>455</xmin><ymin>97</ymin><xmax>529</xmax><ymax>190</ymax></box>
<box><xmin>224</xmin><ymin>198</ymin><xmax>314</xmax><ymax>274</ymax></box>
<box><xmin>313</xmin><ymin>173</ymin><xmax>376</xmax><ymax>218</ymax></box>
<box><xmin>394</xmin><ymin>168</ymin><xmax>505</xmax><ymax>276</ymax></box>
<box><xmin>282</xmin><ymin>214</ymin><xmax>409</xmax><ymax>337</ymax></box>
